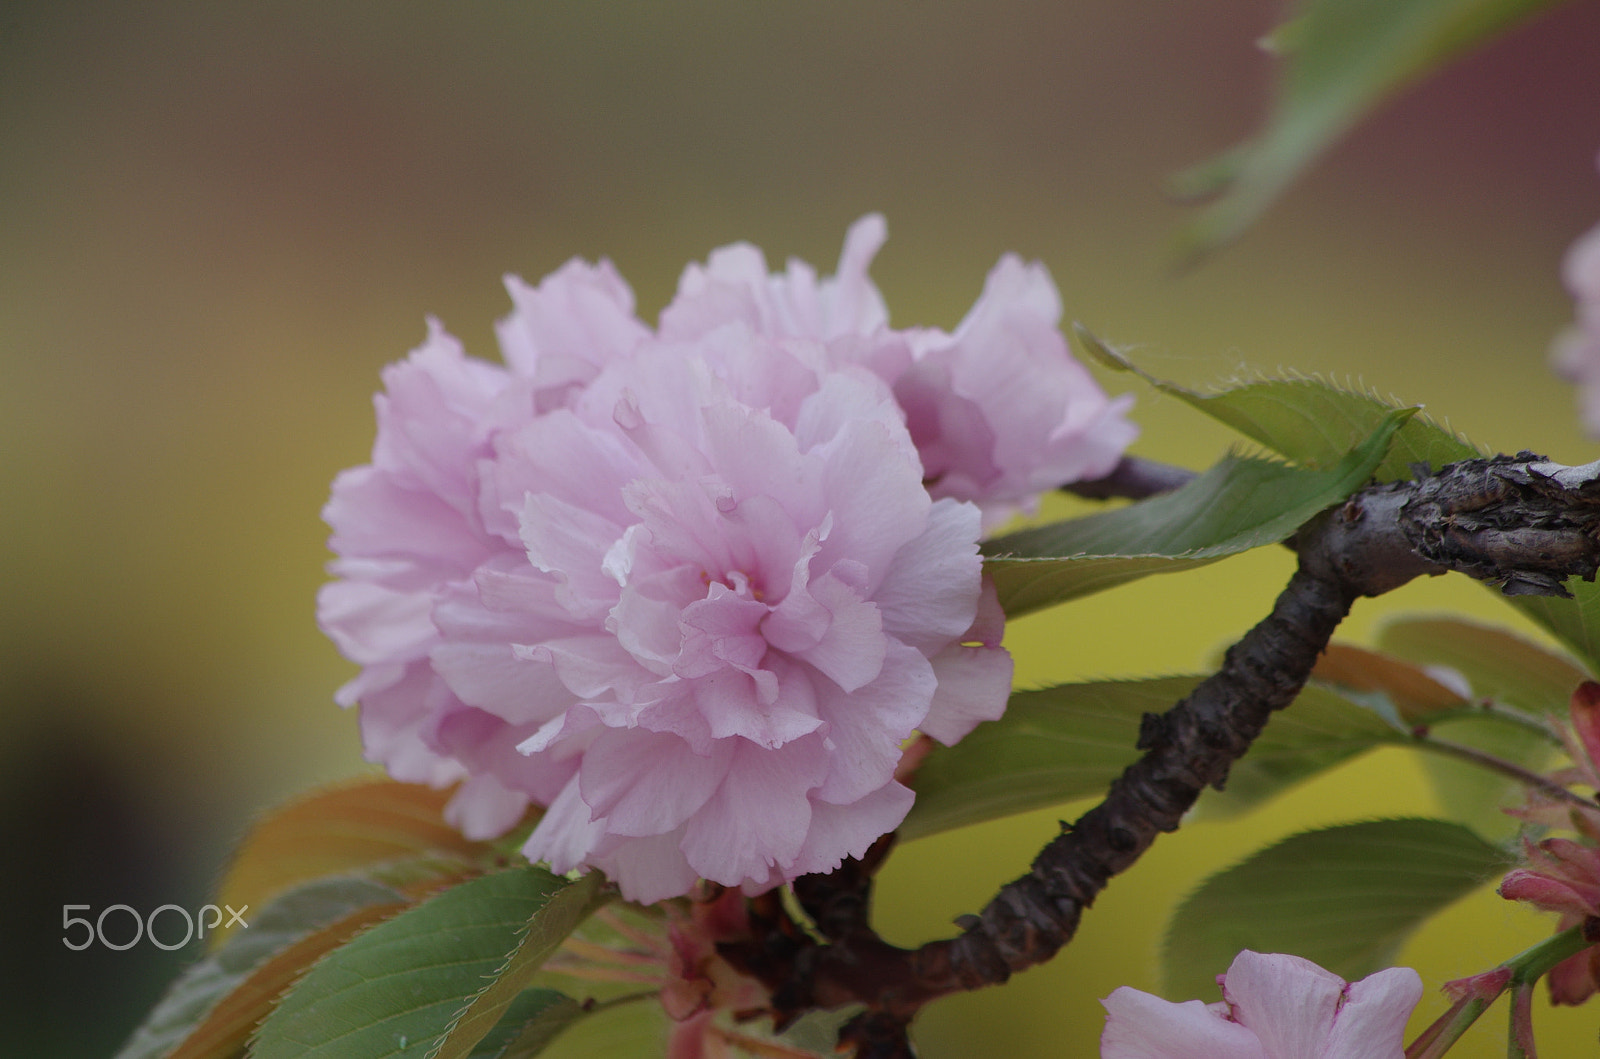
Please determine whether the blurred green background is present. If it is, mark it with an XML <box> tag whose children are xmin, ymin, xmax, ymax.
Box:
<box><xmin>6</xmin><ymin>2</ymin><xmax>1600</xmax><ymax>1055</ymax></box>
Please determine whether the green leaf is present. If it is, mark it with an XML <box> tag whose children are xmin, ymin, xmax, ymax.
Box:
<box><xmin>434</xmin><ymin>872</ymin><xmax>610</xmax><ymax>1059</ymax></box>
<box><xmin>1078</xmin><ymin>327</ymin><xmax>1479</xmax><ymax>479</ymax></box>
<box><xmin>1419</xmin><ymin>714</ymin><xmax>1558</xmax><ymax>839</ymax></box>
<box><xmin>901</xmin><ymin>676</ymin><xmax>1405</xmax><ymax>840</ymax></box>
<box><xmin>1171</xmin><ymin>0</ymin><xmax>1572</xmax><ymax>259</ymax></box>
<box><xmin>218</xmin><ymin>778</ymin><xmax>514</xmax><ymax>943</ymax></box>
<box><xmin>981</xmin><ymin>408</ymin><xmax>1409</xmax><ymax>617</ymax></box>
<box><xmin>1377</xmin><ymin>616</ymin><xmax>1589</xmax><ymax>714</ymax></box>
<box><xmin>1315</xmin><ymin>628</ymin><xmax>1567</xmax><ymax>835</ymax></box>
<box><xmin>1510</xmin><ymin>585</ymin><xmax>1600</xmax><ymax>678</ymax></box>
<box><xmin>902</xmin><ymin>677</ymin><xmax>1198</xmax><ymax>841</ymax></box>
<box><xmin>1162</xmin><ymin>818</ymin><xmax>1511</xmax><ymax>999</ymax></box>
<box><xmin>465</xmin><ymin>992</ymin><xmax>584</xmax><ymax>1059</ymax></box>
<box><xmin>1377</xmin><ymin>616</ymin><xmax>1578</xmax><ymax>836</ymax></box>
<box><xmin>1311</xmin><ymin>642</ymin><xmax>1470</xmax><ymax>725</ymax></box>
<box><xmin>250</xmin><ymin>867</ymin><xmax>596</xmax><ymax>1059</ymax></box>
<box><xmin>115</xmin><ymin>876</ymin><xmax>411</xmax><ymax>1059</ymax></box>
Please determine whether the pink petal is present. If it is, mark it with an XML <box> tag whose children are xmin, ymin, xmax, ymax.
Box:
<box><xmin>688</xmin><ymin>661</ymin><xmax>821</xmax><ymax>749</ymax></box>
<box><xmin>371</xmin><ymin>320</ymin><xmax>507</xmax><ymax>509</ymax></box>
<box><xmin>678</xmin><ymin>592</ymin><xmax>769</xmax><ymax>676</ymax></box>
<box><xmin>786</xmin><ymin>781</ymin><xmax>915</xmax><ymax>878</ymax></box>
<box><xmin>517</xmin><ymin>635</ymin><xmax>653</xmax><ymax>704</ymax></box>
<box><xmin>1099</xmin><ymin>988</ymin><xmax>1267</xmax><ymax>1059</ymax></box>
<box><xmin>921</xmin><ymin>641</ymin><xmax>1013</xmax><ymax>745</ymax></box>
<box><xmin>519</xmin><ymin>491</ymin><xmax>625</xmax><ymax>619</ymax></box>
<box><xmin>814</xmin><ymin>418</ymin><xmax>931</xmax><ymax>580</ymax></box>
<box><xmin>680</xmin><ymin>736</ymin><xmax>829</xmax><ymax>888</ymax></box>
<box><xmin>1320</xmin><ymin>965</ymin><xmax>1423</xmax><ymax>1059</ymax></box>
<box><xmin>787</xmin><ymin>563</ymin><xmax>887</xmax><ymax>693</ymax></box>
<box><xmin>579</xmin><ymin>728</ymin><xmax>732</xmax><ymax>838</ymax></box>
<box><xmin>591</xmin><ymin>828</ymin><xmax>702</xmax><ymax>908</ymax></box>
<box><xmin>811</xmin><ymin>640</ymin><xmax>934</xmax><ymax>804</ymax></box>
<box><xmin>792</xmin><ymin>370</ymin><xmax>906</xmax><ymax>456</ymax></box>
<box><xmin>317</xmin><ymin>577</ymin><xmax>437</xmax><ymax>667</ymax></box>
<box><xmin>495</xmin><ymin>258</ymin><xmax>650</xmax><ymax>406</ymax></box>
<box><xmin>325</xmin><ymin>465</ymin><xmax>496</xmax><ymax>572</ymax></box>
<box><xmin>429</xmin><ymin>640</ymin><xmax>575</xmax><ymax>726</ymax></box>
<box><xmin>353</xmin><ymin>663</ymin><xmax>468</xmax><ymax>785</ymax></box>
<box><xmin>445</xmin><ymin>772</ymin><xmax>532</xmax><ymax>841</ymax></box>
<box><xmin>1499</xmin><ymin>867</ymin><xmax>1599</xmax><ymax>918</ymax></box>
<box><xmin>1221</xmin><ymin>951</ymin><xmax>1344</xmax><ymax>1059</ymax></box>
<box><xmin>522</xmin><ymin>776</ymin><xmax>611</xmax><ymax>874</ymax></box>
<box><xmin>871</xmin><ymin>498</ymin><xmax>983</xmax><ymax>653</ymax></box>
<box><xmin>1548</xmin><ymin>945</ymin><xmax>1600</xmax><ymax>1005</ymax></box>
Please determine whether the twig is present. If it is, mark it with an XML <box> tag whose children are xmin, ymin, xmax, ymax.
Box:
<box><xmin>1060</xmin><ymin>454</ymin><xmax>1197</xmax><ymax>501</ymax></box>
<box><xmin>1408</xmin><ymin>731</ymin><xmax>1600</xmax><ymax>812</ymax></box>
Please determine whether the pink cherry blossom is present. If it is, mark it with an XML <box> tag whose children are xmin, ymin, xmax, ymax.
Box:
<box><xmin>1553</xmin><ymin>161</ymin><xmax>1600</xmax><ymax>436</ymax></box>
<box><xmin>319</xmin><ymin>224</ymin><xmax>1047</xmax><ymax>903</ymax></box>
<box><xmin>660</xmin><ymin>214</ymin><xmax>1137</xmax><ymax>524</ymax></box>
<box><xmin>1100</xmin><ymin>951</ymin><xmax>1422</xmax><ymax>1059</ymax></box>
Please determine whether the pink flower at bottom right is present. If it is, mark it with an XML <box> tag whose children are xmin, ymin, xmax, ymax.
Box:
<box><xmin>1100</xmin><ymin>950</ymin><xmax>1422</xmax><ymax>1059</ymax></box>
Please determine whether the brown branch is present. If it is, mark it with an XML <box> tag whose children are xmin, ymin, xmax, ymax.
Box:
<box><xmin>723</xmin><ymin>452</ymin><xmax>1600</xmax><ymax>1058</ymax></box>
<box><xmin>1060</xmin><ymin>454</ymin><xmax>1198</xmax><ymax>501</ymax></box>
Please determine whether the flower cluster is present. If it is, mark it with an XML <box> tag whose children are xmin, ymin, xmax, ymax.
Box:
<box><xmin>319</xmin><ymin>218</ymin><xmax>1134</xmax><ymax>902</ymax></box>
<box><xmin>1100</xmin><ymin>950</ymin><xmax>1422</xmax><ymax>1059</ymax></box>
<box><xmin>1497</xmin><ymin>680</ymin><xmax>1600</xmax><ymax>1003</ymax></box>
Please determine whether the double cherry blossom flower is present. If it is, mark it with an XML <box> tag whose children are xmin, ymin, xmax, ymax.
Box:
<box><xmin>320</xmin><ymin>217</ymin><xmax>1134</xmax><ymax>902</ymax></box>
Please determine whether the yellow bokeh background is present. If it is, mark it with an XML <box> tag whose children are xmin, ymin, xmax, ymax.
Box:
<box><xmin>6</xmin><ymin>3</ymin><xmax>1600</xmax><ymax>1055</ymax></box>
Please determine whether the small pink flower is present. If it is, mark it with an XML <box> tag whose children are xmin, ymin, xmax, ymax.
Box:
<box><xmin>1100</xmin><ymin>951</ymin><xmax>1422</xmax><ymax>1059</ymax></box>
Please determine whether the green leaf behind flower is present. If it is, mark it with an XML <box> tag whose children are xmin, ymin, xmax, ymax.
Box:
<box><xmin>1161</xmin><ymin>818</ymin><xmax>1511</xmax><ymax>999</ymax></box>
<box><xmin>903</xmin><ymin>675</ymin><xmax>1411</xmax><ymax>840</ymax></box>
<box><xmin>1375</xmin><ymin>616</ymin><xmax>1575</xmax><ymax>838</ymax></box>
<box><xmin>433</xmin><ymin>872</ymin><xmax>610</xmax><ymax>1059</ymax></box>
<box><xmin>1078</xmin><ymin>327</ymin><xmax>1479</xmax><ymax>478</ymax></box>
<box><xmin>250</xmin><ymin>867</ymin><xmax>598</xmax><ymax>1059</ymax></box>
<box><xmin>981</xmin><ymin>407</ymin><xmax>1409</xmax><ymax>616</ymax></box>
<box><xmin>114</xmin><ymin>876</ymin><xmax>412</xmax><ymax>1059</ymax></box>
<box><xmin>1377</xmin><ymin>616</ymin><xmax>1589</xmax><ymax>713</ymax></box>
<box><xmin>216</xmin><ymin>778</ymin><xmax>517</xmax><ymax>945</ymax></box>
<box><xmin>1510</xmin><ymin>586</ymin><xmax>1600</xmax><ymax>678</ymax></box>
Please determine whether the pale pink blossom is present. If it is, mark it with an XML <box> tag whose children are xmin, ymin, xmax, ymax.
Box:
<box><xmin>1553</xmin><ymin>161</ymin><xmax>1600</xmax><ymax>436</ymax></box>
<box><xmin>1100</xmin><ymin>951</ymin><xmax>1422</xmax><ymax>1059</ymax></box>
<box><xmin>320</xmin><ymin>228</ymin><xmax>1024</xmax><ymax>902</ymax></box>
<box><xmin>661</xmin><ymin>215</ymin><xmax>1137</xmax><ymax>524</ymax></box>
